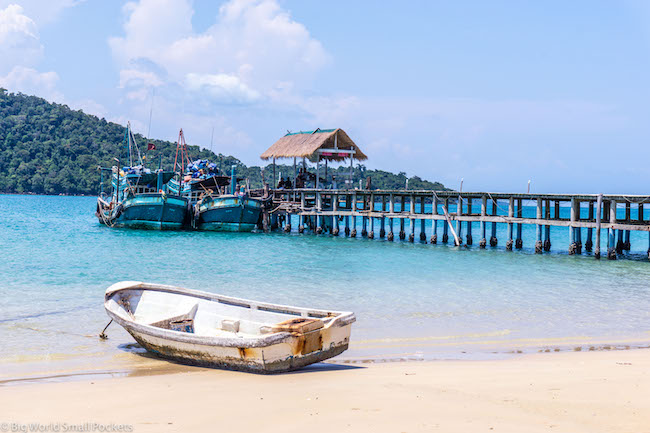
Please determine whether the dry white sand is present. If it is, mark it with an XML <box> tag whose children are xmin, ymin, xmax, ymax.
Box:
<box><xmin>1</xmin><ymin>349</ymin><xmax>649</xmax><ymax>433</ymax></box>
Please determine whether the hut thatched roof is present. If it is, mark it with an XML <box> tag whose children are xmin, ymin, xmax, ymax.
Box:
<box><xmin>260</xmin><ymin>128</ymin><xmax>367</xmax><ymax>162</ymax></box>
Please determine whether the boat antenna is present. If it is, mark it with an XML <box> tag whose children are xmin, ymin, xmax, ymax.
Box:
<box><xmin>122</xmin><ymin>126</ymin><xmax>129</xmax><ymax>167</ymax></box>
<box><xmin>127</xmin><ymin>122</ymin><xmax>133</xmax><ymax>167</ymax></box>
<box><xmin>210</xmin><ymin>126</ymin><xmax>214</xmax><ymax>154</ymax></box>
<box><xmin>127</xmin><ymin>122</ymin><xmax>144</xmax><ymax>167</ymax></box>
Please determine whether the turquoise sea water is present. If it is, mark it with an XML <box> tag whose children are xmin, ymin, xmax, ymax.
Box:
<box><xmin>1</xmin><ymin>194</ymin><xmax>650</xmax><ymax>374</ymax></box>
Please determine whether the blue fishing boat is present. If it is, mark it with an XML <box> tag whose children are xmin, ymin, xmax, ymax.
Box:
<box><xmin>192</xmin><ymin>166</ymin><xmax>263</xmax><ymax>232</ymax></box>
<box><xmin>96</xmin><ymin>123</ymin><xmax>189</xmax><ymax>229</ymax></box>
<box><xmin>166</xmin><ymin>129</ymin><xmax>263</xmax><ymax>232</ymax></box>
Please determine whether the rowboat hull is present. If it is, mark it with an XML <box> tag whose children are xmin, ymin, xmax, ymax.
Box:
<box><xmin>104</xmin><ymin>282</ymin><xmax>355</xmax><ymax>373</ymax></box>
<box><xmin>97</xmin><ymin>194</ymin><xmax>188</xmax><ymax>229</ymax></box>
<box><xmin>194</xmin><ymin>195</ymin><xmax>262</xmax><ymax>232</ymax></box>
<box><xmin>124</xmin><ymin>322</ymin><xmax>350</xmax><ymax>373</ymax></box>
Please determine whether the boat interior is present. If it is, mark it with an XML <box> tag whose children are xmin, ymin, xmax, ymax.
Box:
<box><xmin>106</xmin><ymin>287</ymin><xmax>337</xmax><ymax>339</ymax></box>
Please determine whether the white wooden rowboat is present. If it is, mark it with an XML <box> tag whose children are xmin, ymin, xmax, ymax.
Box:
<box><xmin>104</xmin><ymin>281</ymin><xmax>356</xmax><ymax>373</ymax></box>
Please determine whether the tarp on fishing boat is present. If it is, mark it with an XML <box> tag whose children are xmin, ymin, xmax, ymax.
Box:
<box><xmin>260</xmin><ymin>128</ymin><xmax>367</xmax><ymax>162</ymax></box>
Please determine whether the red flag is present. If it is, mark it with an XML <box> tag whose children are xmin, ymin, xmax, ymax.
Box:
<box><xmin>147</xmin><ymin>142</ymin><xmax>156</xmax><ymax>150</ymax></box>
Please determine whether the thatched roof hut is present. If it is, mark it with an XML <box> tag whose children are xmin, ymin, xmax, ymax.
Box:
<box><xmin>261</xmin><ymin>128</ymin><xmax>367</xmax><ymax>163</ymax></box>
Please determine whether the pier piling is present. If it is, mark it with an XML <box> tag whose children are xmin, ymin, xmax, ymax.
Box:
<box><xmin>265</xmin><ymin>188</ymin><xmax>650</xmax><ymax>262</ymax></box>
<box><xmin>586</xmin><ymin>201</ymin><xmax>594</xmax><ymax>252</ymax></box>
<box><xmin>608</xmin><ymin>200</ymin><xmax>617</xmax><ymax>260</ymax></box>
<box><xmin>535</xmin><ymin>199</ymin><xmax>543</xmax><ymax>253</ymax></box>
<box><xmin>431</xmin><ymin>195</ymin><xmax>438</xmax><ymax>244</ymax></box>
<box><xmin>595</xmin><ymin>194</ymin><xmax>602</xmax><ymax>259</ymax></box>
<box><xmin>479</xmin><ymin>196</ymin><xmax>487</xmax><ymax>248</ymax></box>
<box><xmin>506</xmin><ymin>197</ymin><xmax>514</xmax><ymax>251</ymax></box>
<box><xmin>490</xmin><ymin>199</ymin><xmax>498</xmax><ymax>247</ymax></box>
<box><xmin>515</xmin><ymin>198</ymin><xmax>523</xmax><ymax>249</ymax></box>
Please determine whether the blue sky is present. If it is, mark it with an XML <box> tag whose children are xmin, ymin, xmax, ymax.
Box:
<box><xmin>1</xmin><ymin>0</ymin><xmax>650</xmax><ymax>193</ymax></box>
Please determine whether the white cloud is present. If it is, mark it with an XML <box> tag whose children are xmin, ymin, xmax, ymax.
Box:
<box><xmin>185</xmin><ymin>72</ymin><xmax>260</xmax><ymax>104</ymax></box>
<box><xmin>0</xmin><ymin>4</ymin><xmax>43</xmax><ymax>74</ymax></box>
<box><xmin>109</xmin><ymin>0</ymin><xmax>329</xmax><ymax>106</ymax></box>
<box><xmin>119</xmin><ymin>69</ymin><xmax>163</xmax><ymax>88</ymax></box>
<box><xmin>106</xmin><ymin>0</ymin><xmax>330</xmax><ymax>158</ymax></box>
<box><xmin>0</xmin><ymin>66</ymin><xmax>62</xmax><ymax>101</ymax></box>
<box><xmin>0</xmin><ymin>0</ymin><xmax>82</xmax><ymax>25</ymax></box>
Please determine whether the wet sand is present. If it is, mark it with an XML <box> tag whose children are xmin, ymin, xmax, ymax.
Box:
<box><xmin>1</xmin><ymin>349</ymin><xmax>648</xmax><ymax>433</ymax></box>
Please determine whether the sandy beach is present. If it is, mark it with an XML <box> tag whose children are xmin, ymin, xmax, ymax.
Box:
<box><xmin>1</xmin><ymin>349</ymin><xmax>648</xmax><ymax>433</ymax></box>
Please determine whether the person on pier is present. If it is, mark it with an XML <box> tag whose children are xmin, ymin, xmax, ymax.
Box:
<box><xmin>295</xmin><ymin>169</ymin><xmax>305</xmax><ymax>189</ymax></box>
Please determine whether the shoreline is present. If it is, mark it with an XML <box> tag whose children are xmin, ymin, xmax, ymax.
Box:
<box><xmin>3</xmin><ymin>338</ymin><xmax>650</xmax><ymax>386</ymax></box>
<box><xmin>1</xmin><ymin>348</ymin><xmax>648</xmax><ymax>432</ymax></box>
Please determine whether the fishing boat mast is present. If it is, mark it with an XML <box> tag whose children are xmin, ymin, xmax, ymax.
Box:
<box><xmin>174</xmin><ymin>128</ymin><xmax>190</xmax><ymax>175</ymax></box>
<box><xmin>124</xmin><ymin>121</ymin><xmax>143</xmax><ymax>168</ymax></box>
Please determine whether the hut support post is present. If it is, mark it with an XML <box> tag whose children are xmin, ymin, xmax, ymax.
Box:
<box><xmin>349</xmin><ymin>156</ymin><xmax>353</xmax><ymax>189</ymax></box>
<box><xmin>315</xmin><ymin>191</ymin><xmax>323</xmax><ymax>234</ymax></box>
<box><xmin>351</xmin><ymin>192</ymin><xmax>357</xmax><ymax>237</ymax></box>
<box><xmin>298</xmin><ymin>191</ymin><xmax>306</xmax><ymax>233</ymax></box>
<box><xmin>272</xmin><ymin>157</ymin><xmax>276</xmax><ymax>188</ymax></box>
<box><xmin>420</xmin><ymin>218</ymin><xmax>426</xmax><ymax>242</ymax></box>
<box><xmin>332</xmin><ymin>194</ymin><xmax>339</xmax><ymax>236</ymax></box>
<box><xmin>480</xmin><ymin>195</ymin><xmax>487</xmax><ymax>248</ymax></box>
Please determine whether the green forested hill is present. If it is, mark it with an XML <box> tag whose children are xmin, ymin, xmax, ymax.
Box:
<box><xmin>0</xmin><ymin>89</ymin><xmax>448</xmax><ymax>195</ymax></box>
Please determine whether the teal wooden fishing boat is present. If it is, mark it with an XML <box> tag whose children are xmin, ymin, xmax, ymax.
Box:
<box><xmin>192</xmin><ymin>167</ymin><xmax>263</xmax><ymax>232</ymax></box>
<box><xmin>96</xmin><ymin>175</ymin><xmax>188</xmax><ymax>229</ymax></box>
<box><xmin>96</xmin><ymin>123</ymin><xmax>189</xmax><ymax>229</ymax></box>
<box><xmin>167</xmin><ymin>129</ymin><xmax>263</xmax><ymax>232</ymax></box>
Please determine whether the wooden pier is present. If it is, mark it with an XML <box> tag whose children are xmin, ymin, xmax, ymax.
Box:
<box><xmin>261</xmin><ymin>189</ymin><xmax>650</xmax><ymax>260</ymax></box>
